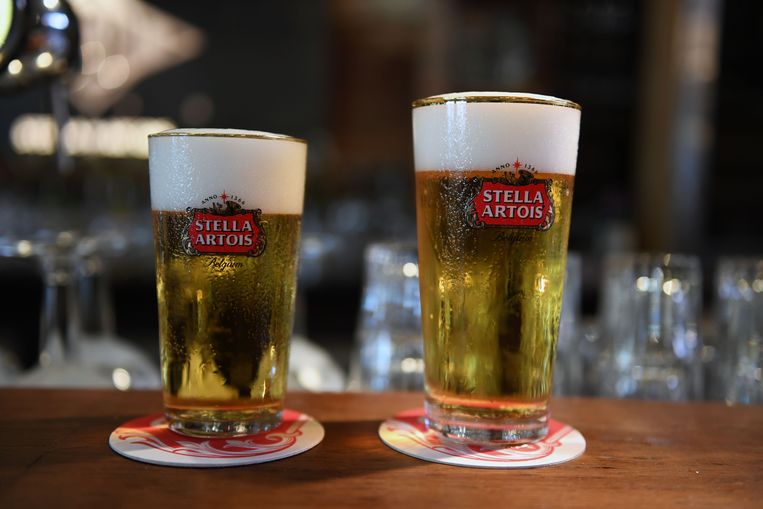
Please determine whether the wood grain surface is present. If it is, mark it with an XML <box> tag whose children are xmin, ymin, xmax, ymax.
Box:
<box><xmin>0</xmin><ymin>389</ymin><xmax>761</xmax><ymax>508</ymax></box>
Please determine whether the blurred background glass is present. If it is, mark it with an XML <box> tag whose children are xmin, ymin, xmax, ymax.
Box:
<box><xmin>350</xmin><ymin>241</ymin><xmax>422</xmax><ymax>391</ymax></box>
<box><xmin>714</xmin><ymin>258</ymin><xmax>763</xmax><ymax>404</ymax></box>
<box><xmin>0</xmin><ymin>0</ymin><xmax>761</xmax><ymax>401</ymax></box>
<box><xmin>598</xmin><ymin>253</ymin><xmax>703</xmax><ymax>400</ymax></box>
<box><xmin>554</xmin><ymin>253</ymin><xmax>584</xmax><ymax>397</ymax></box>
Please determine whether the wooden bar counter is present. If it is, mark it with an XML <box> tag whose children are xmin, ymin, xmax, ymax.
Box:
<box><xmin>0</xmin><ymin>389</ymin><xmax>761</xmax><ymax>508</ymax></box>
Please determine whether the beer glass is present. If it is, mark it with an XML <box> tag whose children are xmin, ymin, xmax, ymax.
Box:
<box><xmin>353</xmin><ymin>241</ymin><xmax>424</xmax><ymax>391</ymax></box>
<box><xmin>412</xmin><ymin>92</ymin><xmax>581</xmax><ymax>444</ymax></box>
<box><xmin>716</xmin><ymin>257</ymin><xmax>763</xmax><ymax>404</ymax></box>
<box><xmin>599</xmin><ymin>253</ymin><xmax>702</xmax><ymax>401</ymax></box>
<box><xmin>148</xmin><ymin>129</ymin><xmax>306</xmax><ymax>437</ymax></box>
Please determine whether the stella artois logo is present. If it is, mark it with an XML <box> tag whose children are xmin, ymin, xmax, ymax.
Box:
<box><xmin>182</xmin><ymin>191</ymin><xmax>266</xmax><ymax>257</ymax></box>
<box><xmin>465</xmin><ymin>159</ymin><xmax>554</xmax><ymax>231</ymax></box>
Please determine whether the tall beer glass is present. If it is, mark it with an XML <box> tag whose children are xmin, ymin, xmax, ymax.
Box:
<box><xmin>413</xmin><ymin>92</ymin><xmax>581</xmax><ymax>444</ymax></box>
<box><xmin>148</xmin><ymin>129</ymin><xmax>306</xmax><ymax>437</ymax></box>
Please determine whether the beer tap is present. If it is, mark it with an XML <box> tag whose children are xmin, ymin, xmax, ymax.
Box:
<box><xmin>0</xmin><ymin>0</ymin><xmax>86</xmax><ymax>374</ymax></box>
<box><xmin>0</xmin><ymin>0</ymin><xmax>80</xmax><ymax>173</ymax></box>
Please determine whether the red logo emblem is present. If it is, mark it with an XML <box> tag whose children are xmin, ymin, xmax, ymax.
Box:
<box><xmin>182</xmin><ymin>192</ymin><xmax>266</xmax><ymax>257</ymax></box>
<box><xmin>466</xmin><ymin>162</ymin><xmax>554</xmax><ymax>231</ymax></box>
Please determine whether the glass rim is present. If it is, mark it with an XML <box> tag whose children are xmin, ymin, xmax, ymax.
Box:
<box><xmin>717</xmin><ymin>255</ymin><xmax>763</xmax><ymax>264</ymax></box>
<box><xmin>716</xmin><ymin>256</ymin><xmax>763</xmax><ymax>273</ymax></box>
<box><xmin>605</xmin><ymin>252</ymin><xmax>701</xmax><ymax>268</ymax></box>
<box><xmin>148</xmin><ymin>129</ymin><xmax>307</xmax><ymax>144</ymax></box>
<box><xmin>411</xmin><ymin>92</ymin><xmax>581</xmax><ymax>111</ymax></box>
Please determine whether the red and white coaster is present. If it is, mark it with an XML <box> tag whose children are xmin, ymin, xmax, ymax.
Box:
<box><xmin>379</xmin><ymin>408</ymin><xmax>585</xmax><ymax>469</ymax></box>
<box><xmin>109</xmin><ymin>409</ymin><xmax>324</xmax><ymax>468</ymax></box>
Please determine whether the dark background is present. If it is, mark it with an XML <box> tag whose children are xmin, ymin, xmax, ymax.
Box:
<box><xmin>1</xmin><ymin>0</ymin><xmax>761</xmax><ymax>371</ymax></box>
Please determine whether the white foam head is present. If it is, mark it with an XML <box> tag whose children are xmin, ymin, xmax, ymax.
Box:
<box><xmin>412</xmin><ymin>92</ymin><xmax>581</xmax><ymax>174</ymax></box>
<box><xmin>148</xmin><ymin>128</ymin><xmax>307</xmax><ymax>214</ymax></box>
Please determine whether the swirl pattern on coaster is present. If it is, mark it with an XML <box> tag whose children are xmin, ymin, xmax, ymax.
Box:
<box><xmin>109</xmin><ymin>409</ymin><xmax>323</xmax><ymax>468</ymax></box>
<box><xmin>379</xmin><ymin>408</ymin><xmax>585</xmax><ymax>469</ymax></box>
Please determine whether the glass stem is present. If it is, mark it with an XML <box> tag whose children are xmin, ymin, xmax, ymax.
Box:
<box><xmin>38</xmin><ymin>244</ymin><xmax>81</xmax><ymax>366</ymax></box>
<box><xmin>77</xmin><ymin>252</ymin><xmax>115</xmax><ymax>338</ymax></box>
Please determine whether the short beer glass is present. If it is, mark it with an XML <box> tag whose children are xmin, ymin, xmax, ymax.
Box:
<box><xmin>412</xmin><ymin>93</ymin><xmax>581</xmax><ymax>443</ymax></box>
<box><xmin>148</xmin><ymin>129</ymin><xmax>306</xmax><ymax>437</ymax></box>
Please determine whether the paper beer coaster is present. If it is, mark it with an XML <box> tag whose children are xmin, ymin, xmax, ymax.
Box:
<box><xmin>109</xmin><ymin>409</ymin><xmax>324</xmax><ymax>468</ymax></box>
<box><xmin>379</xmin><ymin>408</ymin><xmax>585</xmax><ymax>469</ymax></box>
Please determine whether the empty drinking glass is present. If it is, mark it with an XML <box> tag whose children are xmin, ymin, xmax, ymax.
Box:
<box><xmin>553</xmin><ymin>252</ymin><xmax>584</xmax><ymax>396</ymax></box>
<box><xmin>599</xmin><ymin>253</ymin><xmax>703</xmax><ymax>400</ymax></box>
<box><xmin>716</xmin><ymin>258</ymin><xmax>763</xmax><ymax>404</ymax></box>
<box><xmin>351</xmin><ymin>241</ymin><xmax>424</xmax><ymax>391</ymax></box>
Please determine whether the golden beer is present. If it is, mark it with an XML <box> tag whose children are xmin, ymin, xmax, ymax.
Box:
<box><xmin>416</xmin><ymin>172</ymin><xmax>573</xmax><ymax>426</ymax></box>
<box><xmin>154</xmin><ymin>212</ymin><xmax>301</xmax><ymax>429</ymax></box>
<box><xmin>148</xmin><ymin>128</ymin><xmax>306</xmax><ymax>436</ymax></box>
<box><xmin>412</xmin><ymin>93</ymin><xmax>581</xmax><ymax>443</ymax></box>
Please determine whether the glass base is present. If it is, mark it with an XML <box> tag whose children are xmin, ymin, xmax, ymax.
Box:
<box><xmin>165</xmin><ymin>407</ymin><xmax>282</xmax><ymax>438</ymax></box>
<box><xmin>424</xmin><ymin>398</ymin><xmax>548</xmax><ymax>445</ymax></box>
